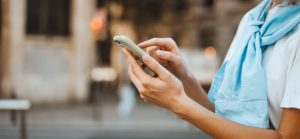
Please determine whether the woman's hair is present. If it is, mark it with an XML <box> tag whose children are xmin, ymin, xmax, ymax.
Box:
<box><xmin>289</xmin><ymin>0</ymin><xmax>298</xmax><ymax>4</ymax></box>
<box><xmin>274</xmin><ymin>0</ymin><xmax>298</xmax><ymax>5</ymax></box>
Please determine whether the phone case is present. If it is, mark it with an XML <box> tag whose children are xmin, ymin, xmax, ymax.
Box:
<box><xmin>113</xmin><ymin>35</ymin><xmax>156</xmax><ymax>76</ymax></box>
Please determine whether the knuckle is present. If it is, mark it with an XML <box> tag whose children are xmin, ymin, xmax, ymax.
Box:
<box><xmin>150</xmin><ymin>62</ymin><xmax>158</xmax><ymax>70</ymax></box>
<box><xmin>144</xmin><ymin>57</ymin><xmax>154</xmax><ymax>66</ymax></box>
<box><xmin>164</xmin><ymin>73</ymin><xmax>173</xmax><ymax>80</ymax></box>
<box><xmin>166</xmin><ymin>37</ymin><xmax>173</xmax><ymax>42</ymax></box>
<box><xmin>165</xmin><ymin>52</ymin><xmax>172</xmax><ymax>59</ymax></box>
<box><xmin>141</xmin><ymin>81</ymin><xmax>148</xmax><ymax>87</ymax></box>
<box><xmin>139</xmin><ymin>87</ymin><xmax>147</xmax><ymax>94</ymax></box>
<box><xmin>141</xmin><ymin>79</ymin><xmax>151</xmax><ymax>88</ymax></box>
<box><xmin>152</xmin><ymin>37</ymin><xmax>159</xmax><ymax>42</ymax></box>
<box><xmin>140</xmin><ymin>94</ymin><xmax>145</xmax><ymax>99</ymax></box>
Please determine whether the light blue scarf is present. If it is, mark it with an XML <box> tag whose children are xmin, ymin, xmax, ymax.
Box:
<box><xmin>208</xmin><ymin>0</ymin><xmax>300</xmax><ymax>128</ymax></box>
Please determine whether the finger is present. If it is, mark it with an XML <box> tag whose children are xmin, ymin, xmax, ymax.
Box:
<box><xmin>128</xmin><ymin>65</ymin><xmax>143</xmax><ymax>89</ymax></box>
<box><xmin>140</xmin><ymin>94</ymin><xmax>150</xmax><ymax>103</ymax></box>
<box><xmin>129</xmin><ymin>58</ymin><xmax>156</xmax><ymax>87</ymax></box>
<box><xmin>122</xmin><ymin>48</ymin><xmax>134</xmax><ymax>59</ymax></box>
<box><xmin>146</xmin><ymin>46</ymin><xmax>159</xmax><ymax>56</ymax></box>
<box><xmin>123</xmin><ymin>48</ymin><xmax>144</xmax><ymax>67</ymax></box>
<box><xmin>156</xmin><ymin>50</ymin><xmax>181</xmax><ymax>66</ymax></box>
<box><xmin>139</xmin><ymin>94</ymin><xmax>158</xmax><ymax>104</ymax></box>
<box><xmin>139</xmin><ymin>94</ymin><xmax>150</xmax><ymax>103</ymax></box>
<box><xmin>140</xmin><ymin>96</ymin><xmax>165</xmax><ymax>107</ymax></box>
<box><xmin>125</xmin><ymin>48</ymin><xmax>160</xmax><ymax>86</ymax></box>
<box><xmin>146</xmin><ymin>46</ymin><xmax>167</xmax><ymax>64</ymax></box>
<box><xmin>142</xmin><ymin>54</ymin><xmax>173</xmax><ymax>80</ymax></box>
<box><xmin>140</xmin><ymin>94</ymin><xmax>146</xmax><ymax>100</ymax></box>
<box><xmin>138</xmin><ymin>38</ymin><xmax>178</xmax><ymax>52</ymax></box>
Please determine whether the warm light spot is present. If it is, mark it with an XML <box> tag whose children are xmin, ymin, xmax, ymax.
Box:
<box><xmin>204</xmin><ymin>46</ymin><xmax>217</xmax><ymax>59</ymax></box>
<box><xmin>90</xmin><ymin>17</ymin><xmax>104</xmax><ymax>32</ymax></box>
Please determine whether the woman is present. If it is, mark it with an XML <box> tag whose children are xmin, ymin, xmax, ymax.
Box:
<box><xmin>122</xmin><ymin>0</ymin><xmax>300</xmax><ymax>138</ymax></box>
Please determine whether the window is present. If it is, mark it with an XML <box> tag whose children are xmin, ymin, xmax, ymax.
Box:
<box><xmin>26</xmin><ymin>0</ymin><xmax>70</xmax><ymax>36</ymax></box>
<box><xmin>203</xmin><ymin>0</ymin><xmax>214</xmax><ymax>7</ymax></box>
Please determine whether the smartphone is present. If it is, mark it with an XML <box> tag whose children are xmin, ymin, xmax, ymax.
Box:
<box><xmin>113</xmin><ymin>35</ymin><xmax>156</xmax><ymax>76</ymax></box>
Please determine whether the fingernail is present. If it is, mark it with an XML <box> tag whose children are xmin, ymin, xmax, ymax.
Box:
<box><xmin>156</xmin><ymin>50</ymin><xmax>164</xmax><ymax>57</ymax></box>
<box><xmin>137</xmin><ymin>42</ymin><xmax>144</xmax><ymax>46</ymax></box>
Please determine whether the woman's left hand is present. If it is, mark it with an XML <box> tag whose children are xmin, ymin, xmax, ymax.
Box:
<box><xmin>122</xmin><ymin>48</ymin><xmax>188</xmax><ymax>111</ymax></box>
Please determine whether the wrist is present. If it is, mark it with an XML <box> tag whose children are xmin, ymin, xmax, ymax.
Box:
<box><xmin>170</xmin><ymin>93</ymin><xmax>192</xmax><ymax>118</ymax></box>
<box><xmin>179</xmin><ymin>70</ymin><xmax>199</xmax><ymax>89</ymax></box>
<box><xmin>177</xmin><ymin>69</ymin><xmax>193</xmax><ymax>82</ymax></box>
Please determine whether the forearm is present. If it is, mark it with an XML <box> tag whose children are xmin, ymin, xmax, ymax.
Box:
<box><xmin>173</xmin><ymin>96</ymin><xmax>282</xmax><ymax>139</ymax></box>
<box><xmin>180</xmin><ymin>71</ymin><xmax>215</xmax><ymax>111</ymax></box>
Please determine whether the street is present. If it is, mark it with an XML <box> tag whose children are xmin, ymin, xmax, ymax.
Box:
<box><xmin>0</xmin><ymin>95</ymin><xmax>211</xmax><ymax>139</ymax></box>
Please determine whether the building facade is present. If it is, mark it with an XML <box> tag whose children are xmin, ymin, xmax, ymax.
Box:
<box><xmin>1</xmin><ymin>0</ymin><xmax>95</xmax><ymax>104</ymax></box>
<box><xmin>0</xmin><ymin>0</ymin><xmax>259</xmax><ymax>104</ymax></box>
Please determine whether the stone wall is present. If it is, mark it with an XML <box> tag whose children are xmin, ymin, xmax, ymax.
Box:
<box><xmin>1</xmin><ymin>0</ymin><xmax>95</xmax><ymax>104</ymax></box>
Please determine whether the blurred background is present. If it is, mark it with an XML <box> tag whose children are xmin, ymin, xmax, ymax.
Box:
<box><xmin>0</xmin><ymin>0</ymin><xmax>260</xmax><ymax>139</ymax></box>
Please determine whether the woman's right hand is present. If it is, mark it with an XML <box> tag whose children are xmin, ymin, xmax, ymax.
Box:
<box><xmin>138</xmin><ymin>38</ymin><xmax>188</xmax><ymax>79</ymax></box>
<box><xmin>139</xmin><ymin>38</ymin><xmax>215</xmax><ymax>111</ymax></box>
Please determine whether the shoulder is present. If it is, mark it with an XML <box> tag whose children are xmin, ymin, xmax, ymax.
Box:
<box><xmin>277</xmin><ymin>23</ymin><xmax>300</xmax><ymax>109</ymax></box>
<box><xmin>275</xmin><ymin>23</ymin><xmax>300</xmax><ymax>55</ymax></box>
<box><xmin>280</xmin><ymin>23</ymin><xmax>300</xmax><ymax>44</ymax></box>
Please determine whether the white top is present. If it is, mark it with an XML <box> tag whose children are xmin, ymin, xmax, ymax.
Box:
<box><xmin>262</xmin><ymin>3</ymin><xmax>300</xmax><ymax>129</ymax></box>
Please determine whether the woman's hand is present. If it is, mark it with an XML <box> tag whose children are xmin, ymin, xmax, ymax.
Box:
<box><xmin>122</xmin><ymin>48</ymin><xmax>189</xmax><ymax>112</ymax></box>
<box><xmin>138</xmin><ymin>38</ymin><xmax>188</xmax><ymax>79</ymax></box>
<box><xmin>137</xmin><ymin>38</ymin><xmax>215</xmax><ymax>111</ymax></box>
